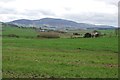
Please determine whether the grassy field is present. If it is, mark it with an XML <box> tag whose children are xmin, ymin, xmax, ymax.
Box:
<box><xmin>2</xmin><ymin>26</ymin><xmax>118</xmax><ymax>78</ymax></box>
<box><xmin>2</xmin><ymin>26</ymin><xmax>38</xmax><ymax>38</ymax></box>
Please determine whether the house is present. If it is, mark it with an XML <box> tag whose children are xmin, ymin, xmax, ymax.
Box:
<box><xmin>84</xmin><ymin>33</ymin><xmax>92</xmax><ymax>38</ymax></box>
<box><xmin>84</xmin><ymin>30</ymin><xmax>101</xmax><ymax>38</ymax></box>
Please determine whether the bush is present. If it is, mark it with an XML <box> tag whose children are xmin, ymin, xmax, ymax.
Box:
<box><xmin>37</xmin><ymin>32</ymin><xmax>60</xmax><ymax>38</ymax></box>
<box><xmin>7</xmin><ymin>34</ymin><xmax>19</xmax><ymax>38</ymax></box>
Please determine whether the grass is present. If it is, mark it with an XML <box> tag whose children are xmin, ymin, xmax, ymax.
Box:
<box><xmin>2</xmin><ymin>37</ymin><xmax>118</xmax><ymax>78</ymax></box>
<box><xmin>2</xmin><ymin>25</ymin><xmax>118</xmax><ymax>78</ymax></box>
<box><xmin>2</xmin><ymin>26</ymin><xmax>38</xmax><ymax>38</ymax></box>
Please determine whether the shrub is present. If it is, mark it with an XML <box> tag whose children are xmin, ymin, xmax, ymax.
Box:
<box><xmin>7</xmin><ymin>34</ymin><xmax>19</xmax><ymax>38</ymax></box>
<box><xmin>37</xmin><ymin>32</ymin><xmax>60</xmax><ymax>38</ymax></box>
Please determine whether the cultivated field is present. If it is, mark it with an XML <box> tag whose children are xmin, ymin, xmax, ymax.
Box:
<box><xmin>2</xmin><ymin>25</ymin><xmax>118</xmax><ymax>78</ymax></box>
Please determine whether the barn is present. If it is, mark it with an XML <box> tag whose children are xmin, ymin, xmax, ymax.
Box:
<box><xmin>84</xmin><ymin>30</ymin><xmax>101</xmax><ymax>38</ymax></box>
<box><xmin>84</xmin><ymin>33</ymin><xmax>92</xmax><ymax>38</ymax></box>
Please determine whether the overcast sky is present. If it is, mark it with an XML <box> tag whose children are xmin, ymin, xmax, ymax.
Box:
<box><xmin>0</xmin><ymin>0</ymin><xmax>119</xmax><ymax>26</ymax></box>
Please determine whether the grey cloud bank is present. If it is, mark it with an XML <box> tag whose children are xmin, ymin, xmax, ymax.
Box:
<box><xmin>62</xmin><ymin>13</ymin><xmax>117</xmax><ymax>27</ymax></box>
<box><xmin>0</xmin><ymin>0</ymin><xmax>118</xmax><ymax>27</ymax></box>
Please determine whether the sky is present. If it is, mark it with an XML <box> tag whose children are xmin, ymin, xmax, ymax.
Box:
<box><xmin>0</xmin><ymin>0</ymin><xmax>119</xmax><ymax>27</ymax></box>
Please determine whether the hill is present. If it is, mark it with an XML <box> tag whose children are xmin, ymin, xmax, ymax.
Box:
<box><xmin>8</xmin><ymin>18</ymin><xmax>115</xmax><ymax>30</ymax></box>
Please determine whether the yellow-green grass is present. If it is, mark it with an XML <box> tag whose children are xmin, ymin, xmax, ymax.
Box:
<box><xmin>2</xmin><ymin>37</ymin><xmax>118</xmax><ymax>78</ymax></box>
<box><xmin>2</xmin><ymin>26</ymin><xmax>38</xmax><ymax>38</ymax></box>
<box><xmin>3</xmin><ymin>25</ymin><xmax>117</xmax><ymax>38</ymax></box>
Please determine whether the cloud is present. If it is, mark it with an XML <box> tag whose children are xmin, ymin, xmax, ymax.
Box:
<box><xmin>17</xmin><ymin>9</ymin><xmax>57</xmax><ymax>21</ymax></box>
<box><xmin>0</xmin><ymin>0</ymin><xmax>15</xmax><ymax>3</ymax></box>
<box><xmin>28</xmin><ymin>10</ymin><xmax>55</xmax><ymax>16</ymax></box>
<box><xmin>0</xmin><ymin>7</ymin><xmax>18</xmax><ymax>14</ymax></box>
<box><xmin>0</xmin><ymin>0</ymin><xmax>118</xmax><ymax>26</ymax></box>
<box><xmin>95</xmin><ymin>0</ymin><xmax>119</xmax><ymax>6</ymax></box>
<box><xmin>62</xmin><ymin>12</ymin><xmax>117</xmax><ymax>26</ymax></box>
<box><xmin>20</xmin><ymin>9</ymin><xmax>55</xmax><ymax>17</ymax></box>
<box><xmin>39</xmin><ymin>10</ymin><xmax>55</xmax><ymax>16</ymax></box>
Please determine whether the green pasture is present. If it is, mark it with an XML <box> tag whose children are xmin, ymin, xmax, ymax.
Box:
<box><xmin>2</xmin><ymin>25</ymin><xmax>118</xmax><ymax>78</ymax></box>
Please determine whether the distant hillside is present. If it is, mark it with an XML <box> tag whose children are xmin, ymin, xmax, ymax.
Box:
<box><xmin>7</xmin><ymin>18</ymin><xmax>115</xmax><ymax>30</ymax></box>
<box><xmin>2</xmin><ymin>22</ymin><xmax>18</xmax><ymax>27</ymax></box>
<box><xmin>87</xmin><ymin>25</ymin><xmax>115</xmax><ymax>30</ymax></box>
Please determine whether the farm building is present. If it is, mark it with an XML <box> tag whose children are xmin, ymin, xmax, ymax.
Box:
<box><xmin>84</xmin><ymin>30</ymin><xmax>101</xmax><ymax>38</ymax></box>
